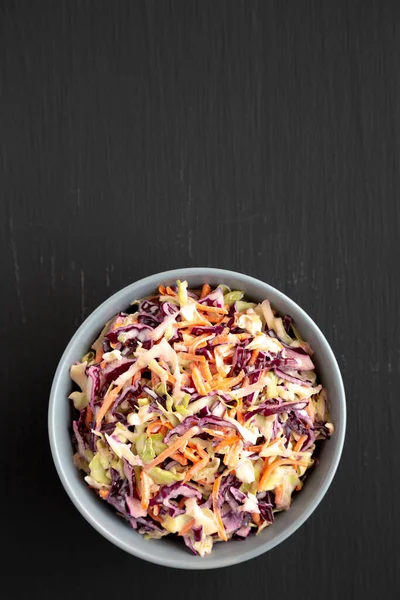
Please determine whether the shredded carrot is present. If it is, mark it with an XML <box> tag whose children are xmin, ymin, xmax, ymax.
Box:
<box><xmin>211</xmin><ymin>335</ymin><xmax>231</xmax><ymax>346</ymax></box>
<box><xmin>215</xmin><ymin>435</ymin><xmax>240</xmax><ymax>452</ymax></box>
<box><xmin>183</xmin><ymin>445</ymin><xmax>209</xmax><ymax>482</ymax></box>
<box><xmin>170</xmin><ymin>452</ymin><xmax>188</xmax><ymax>466</ymax></box>
<box><xmin>178</xmin><ymin>518</ymin><xmax>196</xmax><ymax>536</ymax></box>
<box><xmin>95</xmin><ymin>385</ymin><xmax>122</xmax><ymax>429</ymax></box>
<box><xmin>177</xmin><ymin>497</ymin><xmax>188</xmax><ymax>509</ymax></box>
<box><xmin>252</xmin><ymin>512</ymin><xmax>261</xmax><ymax>526</ymax></box>
<box><xmin>200</xmin><ymin>283</ymin><xmax>211</xmax><ymax>299</ymax></box>
<box><xmin>95</xmin><ymin>346</ymin><xmax>103</xmax><ymax>364</ymax></box>
<box><xmin>248</xmin><ymin>349</ymin><xmax>259</xmax><ymax>366</ymax></box>
<box><xmin>144</xmin><ymin>426</ymin><xmax>200</xmax><ymax>471</ymax></box>
<box><xmin>196</xmin><ymin>303</ymin><xmax>228</xmax><ymax>315</ymax></box>
<box><xmin>258</xmin><ymin>458</ymin><xmax>308</xmax><ymax>491</ymax></box>
<box><xmin>246</xmin><ymin>444</ymin><xmax>265</xmax><ymax>453</ymax></box>
<box><xmin>175</xmin><ymin>320</ymin><xmax>210</xmax><ymax>329</ymax></box>
<box><xmin>148</xmin><ymin>507</ymin><xmax>164</xmax><ymax>524</ymax></box>
<box><xmin>146</xmin><ymin>420</ymin><xmax>164</xmax><ymax>435</ymax></box>
<box><xmin>191</xmin><ymin>364</ymin><xmax>209</xmax><ymax>395</ymax></box>
<box><xmin>293</xmin><ymin>435</ymin><xmax>308</xmax><ymax>453</ymax></box>
<box><xmin>232</xmin><ymin>333</ymin><xmax>251</xmax><ymax>340</ymax></box>
<box><xmin>274</xmin><ymin>484</ymin><xmax>284</xmax><ymax>505</ymax></box>
<box><xmin>84</xmin><ymin>406</ymin><xmax>93</xmax><ymax>428</ymax></box>
<box><xmin>152</xmin><ymin>505</ymin><xmax>159</xmax><ymax>516</ymax></box>
<box><xmin>183</xmin><ymin>447</ymin><xmax>200</xmax><ymax>463</ymax></box>
<box><xmin>212</xmin><ymin>475</ymin><xmax>228</xmax><ymax>542</ymax></box>
<box><xmin>199</xmin><ymin>360</ymin><xmax>213</xmax><ymax>381</ymax></box>
<box><xmin>140</xmin><ymin>470</ymin><xmax>152</xmax><ymax>510</ymax></box>
<box><xmin>158</xmin><ymin>285</ymin><xmax>166</xmax><ymax>294</ymax></box>
<box><xmin>151</xmin><ymin>370</ymin><xmax>161</xmax><ymax>386</ymax></box>
<box><xmin>236</xmin><ymin>410</ymin><xmax>244</xmax><ymax>425</ymax></box>
<box><xmin>178</xmin><ymin>352</ymin><xmax>206</xmax><ymax>363</ymax></box>
<box><xmin>165</xmin><ymin>286</ymin><xmax>177</xmax><ymax>296</ymax></box>
<box><xmin>210</xmin><ymin>370</ymin><xmax>245</xmax><ymax>390</ymax></box>
<box><xmin>207</xmin><ymin>314</ymin><xmax>226</xmax><ymax>324</ymax></box>
<box><xmin>98</xmin><ymin>489</ymin><xmax>109</xmax><ymax>499</ymax></box>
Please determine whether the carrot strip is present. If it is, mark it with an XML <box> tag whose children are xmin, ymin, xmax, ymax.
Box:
<box><xmin>158</xmin><ymin>285</ymin><xmax>166</xmax><ymax>294</ymax></box>
<box><xmin>210</xmin><ymin>370</ymin><xmax>245</xmax><ymax>390</ymax></box>
<box><xmin>199</xmin><ymin>360</ymin><xmax>213</xmax><ymax>382</ymax></box>
<box><xmin>170</xmin><ymin>452</ymin><xmax>188</xmax><ymax>466</ymax></box>
<box><xmin>165</xmin><ymin>286</ymin><xmax>177</xmax><ymax>296</ymax></box>
<box><xmin>252</xmin><ymin>512</ymin><xmax>261</xmax><ymax>526</ymax></box>
<box><xmin>215</xmin><ymin>435</ymin><xmax>240</xmax><ymax>452</ymax></box>
<box><xmin>274</xmin><ymin>484</ymin><xmax>284</xmax><ymax>505</ymax></box>
<box><xmin>248</xmin><ymin>349</ymin><xmax>259</xmax><ymax>366</ymax></box>
<box><xmin>258</xmin><ymin>458</ymin><xmax>308</xmax><ymax>491</ymax></box>
<box><xmin>98</xmin><ymin>489</ymin><xmax>109</xmax><ymax>499</ymax></box>
<box><xmin>183</xmin><ymin>445</ymin><xmax>209</xmax><ymax>482</ymax></box>
<box><xmin>95</xmin><ymin>346</ymin><xmax>104</xmax><ymax>363</ymax></box>
<box><xmin>293</xmin><ymin>435</ymin><xmax>308</xmax><ymax>453</ymax></box>
<box><xmin>140</xmin><ymin>470</ymin><xmax>152</xmax><ymax>509</ymax></box>
<box><xmin>151</xmin><ymin>370</ymin><xmax>160</xmax><ymax>386</ymax></box>
<box><xmin>191</xmin><ymin>364</ymin><xmax>209</xmax><ymax>395</ymax></box>
<box><xmin>175</xmin><ymin>321</ymin><xmax>210</xmax><ymax>329</ymax></box>
<box><xmin>95</xmin><ymin>385</ymin><xmax>122</xmax><ymax>429</ymax></box>
<box><xmin>207</xmin><ymin>314</ymin><xmax>226</xmax><ymax>323</ymax></box>
<box><xmin>211</xmin><ymin>335</ymin><xmax>231</xmax><ymax>346</ymax></box>
<box><xmin>146</xmin><ymin>420</ymin><xmax>164</xmax><ymax>435</ymax></box>
<box><xmin>144</xmin><ymin>426</ymin><xmax>200</xmax><ymax>471</ymax></box>
<box><xmin>200</xmin><ymin>284</ymin><xmax>211</xmax><ymax>299</ymax></box>
<box><xmin>212</xmin><ymin>475</ymin><xmax>228</xmax><ymax>542</ymax></box>
<box><xmin>178</xmin><ymin>518</ymin><xmax>196</xmax><ymax>536</ymax></box>
<box><xmin>196</xmin><ymin>303</ymin><xmax>228</xmax><ymax>315</ymax></box>
<box><xmin>233</xmin><ymin>333</ymin><xmax>251</xmax><ymax>340</ymax></box>
<box><xmin>84</xmin><ymin>406</ymin><xmax>93</xmax><ymax>428</ymax></box>
<box><xmin>178</xmin><ymin>352</ymin><xmax>206</xmax><ymax>363</ymax></box>
<box><xmin>148</xmin><ymin>507</ymin><xmax>164</xmax><ymax>524</ymax></box>
<box><xmin>183</xmin><ymin>447</ymin><xmax>200</xmax><ymax>463</ymax></box>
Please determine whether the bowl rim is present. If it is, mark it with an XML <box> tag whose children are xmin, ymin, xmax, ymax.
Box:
<box><xmin>49</xmin><ymin>267</ymin><xmax>346</xmax><ymax>569</ymax></box>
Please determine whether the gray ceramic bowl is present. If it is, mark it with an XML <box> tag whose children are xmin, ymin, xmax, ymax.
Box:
<box><xmin>49</xmin><ymin>267</ymin><xmax>345</xmax><ymax>569</ymax></box>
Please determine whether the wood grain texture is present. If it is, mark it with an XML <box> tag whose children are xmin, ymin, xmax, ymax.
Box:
<box><xmin>1</xmin><ymin>0</ymin><xmax>399</xmax><ymax>596</ymax></box>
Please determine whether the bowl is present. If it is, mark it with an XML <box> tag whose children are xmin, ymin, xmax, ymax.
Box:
<box><xmin>48</xmin><ymin>267</ymin><xmax>346</xmax><ymax>569</ymax></box>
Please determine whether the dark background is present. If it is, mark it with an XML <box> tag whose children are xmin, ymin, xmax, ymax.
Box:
<box><xmin>1</xmin><ymin>0</ymin><xmax>399</xmax><ymax>597</ymax></box>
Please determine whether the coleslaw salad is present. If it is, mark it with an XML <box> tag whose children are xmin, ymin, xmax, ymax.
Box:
<box><xmin>69</xmin><ymin>281</ymin><xmax>333</xmax><ymax>556</ymax></box>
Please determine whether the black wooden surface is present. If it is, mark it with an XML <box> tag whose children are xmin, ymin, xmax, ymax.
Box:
<box><xmin>1</xmin><ymin>0</ymin><xmax>399</xmax><ymax>597</ymax></box>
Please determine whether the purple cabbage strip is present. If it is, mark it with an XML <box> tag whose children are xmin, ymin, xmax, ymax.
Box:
<box><xmin>102</xmin><ymin>358</ymin><xmax>135</xmax><ymax>383</ymax></box>
<box><xmin>274</xmin><ymin>368</ymin><xmax>312</xmax><ymax>387</ymax></box>
<box><xmin>243</xmin><ymin>399</ymin><xmax>309</xmax><ymax>421</ymax></box>
<box><xmin>163</xmin><ymin>414</ymin><xmax>240</xmax><ymax>443</ymax></box>
<box><xmin>106</xmin><ymin>323</ymin><xmax>152</xmax><ymax>344</ymax></box>
<box><xmin>149</xmin><ymin>482</ymin><xmax>202</xmax><ymax>508</ymax></box>
<box><xmin>72</xmin><ymin>421</ymin><xmax>89</xmax><ymax>461</ymax></box>
<box><xmin>123</xmin><ymin>459</ymin><xmax>136</xmax><ymax>497</ymax></box>
<box><xmin>111</xmin><ymin>381</ymin><xmax>142</xmax><ymax>414</ymax></box>
<box><xmin>197</xmin><ymin>287</ymin><xmax>224</xmax><ymax>308</ymax></box>
<box><xmin>86</xmin><ymin>365</ymin><xmax>100</xmax><ymax>409</ymax></box>
<box><xmin>191</xmin><ymin>325</ymin><xmax>225</xmax><ymax>335</ymax></box>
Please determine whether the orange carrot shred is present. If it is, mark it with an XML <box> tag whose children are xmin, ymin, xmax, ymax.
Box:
<box><xmin>248</xmin><ymin>349</ymin><xmax>259</xmax><ymax>366</ymax></box>
<box><xmin>178</xmin><ymin>518</ymin><xmax>196</xmax><ymax>536</ymax></box>
<box><xmin>140</xmin><ymin>470</ymin><xmax>152</xmax><ymax>510</ymax></box>
<box><xmin>274</xmin><ymin>484</ymin><xmax>284</xmax><ymax>505</ymax></box>
<box><xmin>212</xmin><ymin>475</ymin><xmax>228</xmax><ymax>542</ymax></box>
<box><xmin>95</xmin><ymin>385</ymin><xmax>122</xmax><ymax>429</ymax></box>
<box><xmin>293</xmin><ymin>435</ymin><xmax>308</xmax><ymax>453</ymax></box>
<box><xmin>258</xmin><ymin>458</ymin><xmax>308</xmax><ymax>491</ymax></box>
<box><xmin>170</xmin><ymin>452</ymin><xmax>188</xmax><ymax>466</ymax></box>
<box><xmin>196</xmin><ymin>303</ymin><xmax>228</xmax><ymax>315</ymax></box>
<box><xmin>84</xmin><ymin>406</ymin><xmax>93</xmax><ymax>428</ymax></box>
<box><xmin>200</xmin><ymin>284</ymin><xmax>211</xmax><ymax>299</ymax></box>
<box><xmin>99</xmin><ymin>489</ymin><xmax>109</xmax><ymax>499</ymax></box>
<box><xmin>144</xmin><ymin>426</ymin><xmax>200</xmax><ymax>471</ymax></box>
